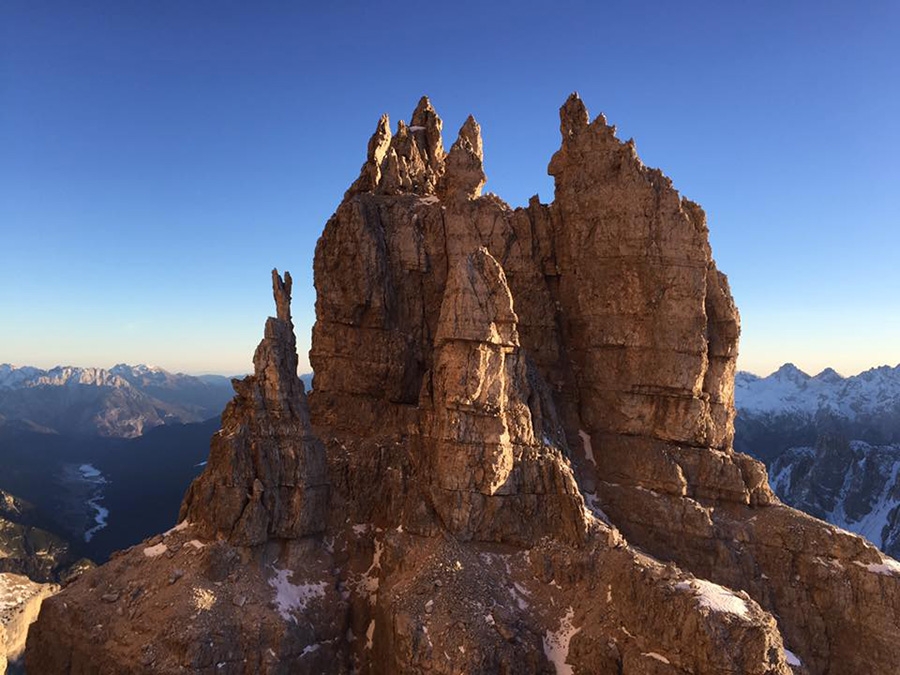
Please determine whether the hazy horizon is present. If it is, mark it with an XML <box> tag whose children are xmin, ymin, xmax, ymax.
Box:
<box><xmin>5</xmin><ymin>355</ymin><xmax>899</xmax><ymax>382</ymax></box>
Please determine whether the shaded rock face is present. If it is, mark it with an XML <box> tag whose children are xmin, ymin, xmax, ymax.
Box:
<box><xmin>25</xmin><ymin>96</ymin><xmax>900</xmax><ymax>675</ymax></box>
<box><xmin>179</xmin><ymin>270</ymin><xmax>329</xmax><ymax>546</ymax></box>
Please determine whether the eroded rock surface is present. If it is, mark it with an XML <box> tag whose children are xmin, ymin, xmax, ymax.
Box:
<box><xmin>26</xmin><ymin>96</ymin><xmax>900</xmax><ymax>675</ymax></box>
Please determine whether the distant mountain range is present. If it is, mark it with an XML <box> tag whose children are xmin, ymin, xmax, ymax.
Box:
<box><xmin>735</xmin><ymin>363</ymin><xmax>900</xmax><ymax>558</ymax></box>
<box><xmin>0</xmin><ymin>363</ymin><xmax>235</xmax><ymax>438</ymax></box>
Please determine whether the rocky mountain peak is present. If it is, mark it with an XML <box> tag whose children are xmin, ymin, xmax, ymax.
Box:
<box><xmin>26</xmin><ymin>97</ymin><xmax>900</xmax><ymax>675</ymax></box>
<box><xmin>558</xmin><ymin>91</ymin><xmax>590</xmax><ymax>138</ymax></box>
<box><xmin>409</xmin><ymin>95</ymin><xmax>444</xmax><ymax>170</ymax></box>
<box><xmin>439</xmin><ymin>115</ymin><xmax>486</xmax><ymax>201</ymax></box>
<box><xmin>251</xmin><ymin>269</ymin><xmax>303</xmax><ymax>415</ymax></box>
<box><xmin>774</xmin><ymin>362</ymin><xmax>809</xmax><ymax>380</ymax></box>
<box><xmin>813</xmin><ymin>366</ymin><xmax>843</xmax><ymax>383</ymax></box>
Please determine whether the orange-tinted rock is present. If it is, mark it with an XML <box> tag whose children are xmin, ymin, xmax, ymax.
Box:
<box><xmin>426</xmin><ymin>248</ymin><xmax>587</xmax><ymax>545</ymax></box>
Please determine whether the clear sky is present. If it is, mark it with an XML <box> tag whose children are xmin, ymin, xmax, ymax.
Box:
<box><xmin>1</xmin><ymin>1</ymin><xmax>898</xmax><ymax>377</ymax></box>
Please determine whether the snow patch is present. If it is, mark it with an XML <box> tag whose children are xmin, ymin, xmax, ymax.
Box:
<box><xmin>510</xmin><ymin>582</ymin><xmax>530</xmax><ymax>610</ymax></box>
<box><xmin>361</xmin><ymin>539</ymin><xmax>384</xmax><ymax>601</ymax></box>
<box><xmin>268</xmin><ymin>567</ymin><xmax>327</xmax><ymax>622</ymax></box>
<box><xmin>365</xmin><ymin>619</ymin><xmax>376</xmax><ymax>649</ymax></box>
<box><xmin>784</xmin><ymin>649</ymin><xmax>802</xmax><ymax>667</ymax></box>
<box><xmin>143</xmin><ymin>543</ymin><xmax>168</xmax><ymax>558</ymax></box>
<box><xmin>578</xmin><ymin>429</ymin><xmax>595</xmax><ymax>465</ymax></box>
<box><xmin>301</xmin><ymin>643</ymin><xmax>321</xmax><ymax>656</ymax></box>
<box><xmin>642</xmin><ymin>652</ymin><xmax>671</xmax><ymax>665</ymax></box>
<box><xmin>164</xmin><ymin>520</ymin><xmax>189</xmax><ymax>537</ymax></box>
<box><xmin>675</xmin><ymin>578</ymin><xmax>749</xmax><ymax>617</ymax></box>
<box><xmin>583</xmin><ymin>492</ymin><xmax>611</xmax><ymax>524</ymax></box>
<box><xmin>542</xmin><ymin>606</ymin><xmax>580</xmax><ymax>675</ymax></box>
<box><xmin>854</xmin><ymin>556</ymin><xmax>900</xmax><ymax>577</ymax></box>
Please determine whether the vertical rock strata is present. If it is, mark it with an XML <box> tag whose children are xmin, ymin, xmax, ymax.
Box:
<box><xmin>547</xmin><ymin>95</ymin><xmax>736</xmax><ymax>451</ymax></box>
<box><xmin>25</xmin><ymin>96</ymin><xmax>900</xmax><ymax>675</ymax></box>
<box><xmin>427</xmin><ymin>248</ymin><xmax>587</xmax><ymax>545</ymax></box>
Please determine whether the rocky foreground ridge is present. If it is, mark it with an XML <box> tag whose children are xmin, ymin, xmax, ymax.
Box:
<box><xmin>25</xmin><ymin>96</ymin><xmax>900</xmax><ymax>674</ymax></box>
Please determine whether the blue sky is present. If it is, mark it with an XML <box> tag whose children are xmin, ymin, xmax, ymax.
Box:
<box><xmin>1</xmin><ymin>1</ymin><xmax>897</xmax><ymax>376</ymax></box>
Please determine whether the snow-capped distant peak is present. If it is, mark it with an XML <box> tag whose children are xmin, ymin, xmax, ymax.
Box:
<box><xmin>0</xmin><ymin>365</ymin><xmax>40</xmax><ymax>389</ymax></box>
<box><xmin>111</xmin><ymin>363</ymin><xmax>163</xmax><ymax>375</ymax></box>
<box><xmin>736</xmin><ymin>362</ymin><xmax>900</xmax><ymax>418</ymax></box>
<box><xmin>0</xmin><ymin>364</ymin><xmax>135</xmax><ymax>389</ymax></box>
<box><xmin>772</xmin><ymin>363</ymin><xmax>810</xmax><ymax>382</ymax></box>
<box><xmin>813</xmin><ymin>367</ymin><xmax>844</xmax><ymax>384</ymax></box>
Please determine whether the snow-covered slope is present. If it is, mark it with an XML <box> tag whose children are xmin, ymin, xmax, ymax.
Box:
<box><xmin>769</xmin><ymin>439</ymin><xmax>900</xmax><ymax>558</ymax></box>
<box><xmin>0</xmin><ymin>364</ymin><xmax>234</xmax><ymax>437</ymax></box>
<box><xmin>736</xmin><ymin>363</ymin><xmax>900</xmax><ymax>418</ymax></box>
<box><xmin>735</xmin><ymin>363</ymin><xmax>900</xmax><ymax>557</ymax></box>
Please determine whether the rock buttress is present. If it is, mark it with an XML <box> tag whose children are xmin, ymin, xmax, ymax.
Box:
<box><xmin>426</xmin><ymin>248</ymin><xmax>587</xmax><ymax>545</ymax></box>
<box><xmin>180</xmin><ymin>269</ymin><xmax>328</xmax><ymax>545</ymax></box>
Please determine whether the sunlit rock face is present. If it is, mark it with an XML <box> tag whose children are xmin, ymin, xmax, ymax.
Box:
<box><xmin>25</xmin><ymin>96</ymin><xmax>900</xmax><ymax>675</ymax></box>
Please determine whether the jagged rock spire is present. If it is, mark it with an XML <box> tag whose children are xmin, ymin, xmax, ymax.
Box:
<box><xmin>180</xmin><ymin>269</ymin><xmax>328</xmax><ymax>545</ymax></box>
<box><xmin>559</xmin><ymin>92</ymin><xmax>589</xmax><ymax>139</ymax></box>
<box><xmin>346</xmin><ymin>114</ymin><xmax>393</xmax><ymax>197</ymax></box>
<box><xmin>439</xmin><ymin>115</ymin><xmax>486</xmax><ymax>201</ymax></box>
<box><xmin>272</xmin><ymin>268</ymin><xmax>292</xmax><ymax>321</ymax></box>
<box><xmin>346</xmin><ymin>96</ymin><xmax>449</xmax><ymax>197</ymax></box>
<box><xmin>252</xmin><ymin>269</ymin><xmax>304</xmax><ymax>416</ymax></box>
<box><xmin>409</xmin><ymin>95</ymin><xmax>444</xmax><ymax>173</ymax></box>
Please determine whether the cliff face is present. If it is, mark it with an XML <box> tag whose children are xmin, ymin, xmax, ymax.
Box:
<box><xmin>26</xmin><ymin>96</ymin><xmax>900</xmax><ymax>675</ymax></box>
